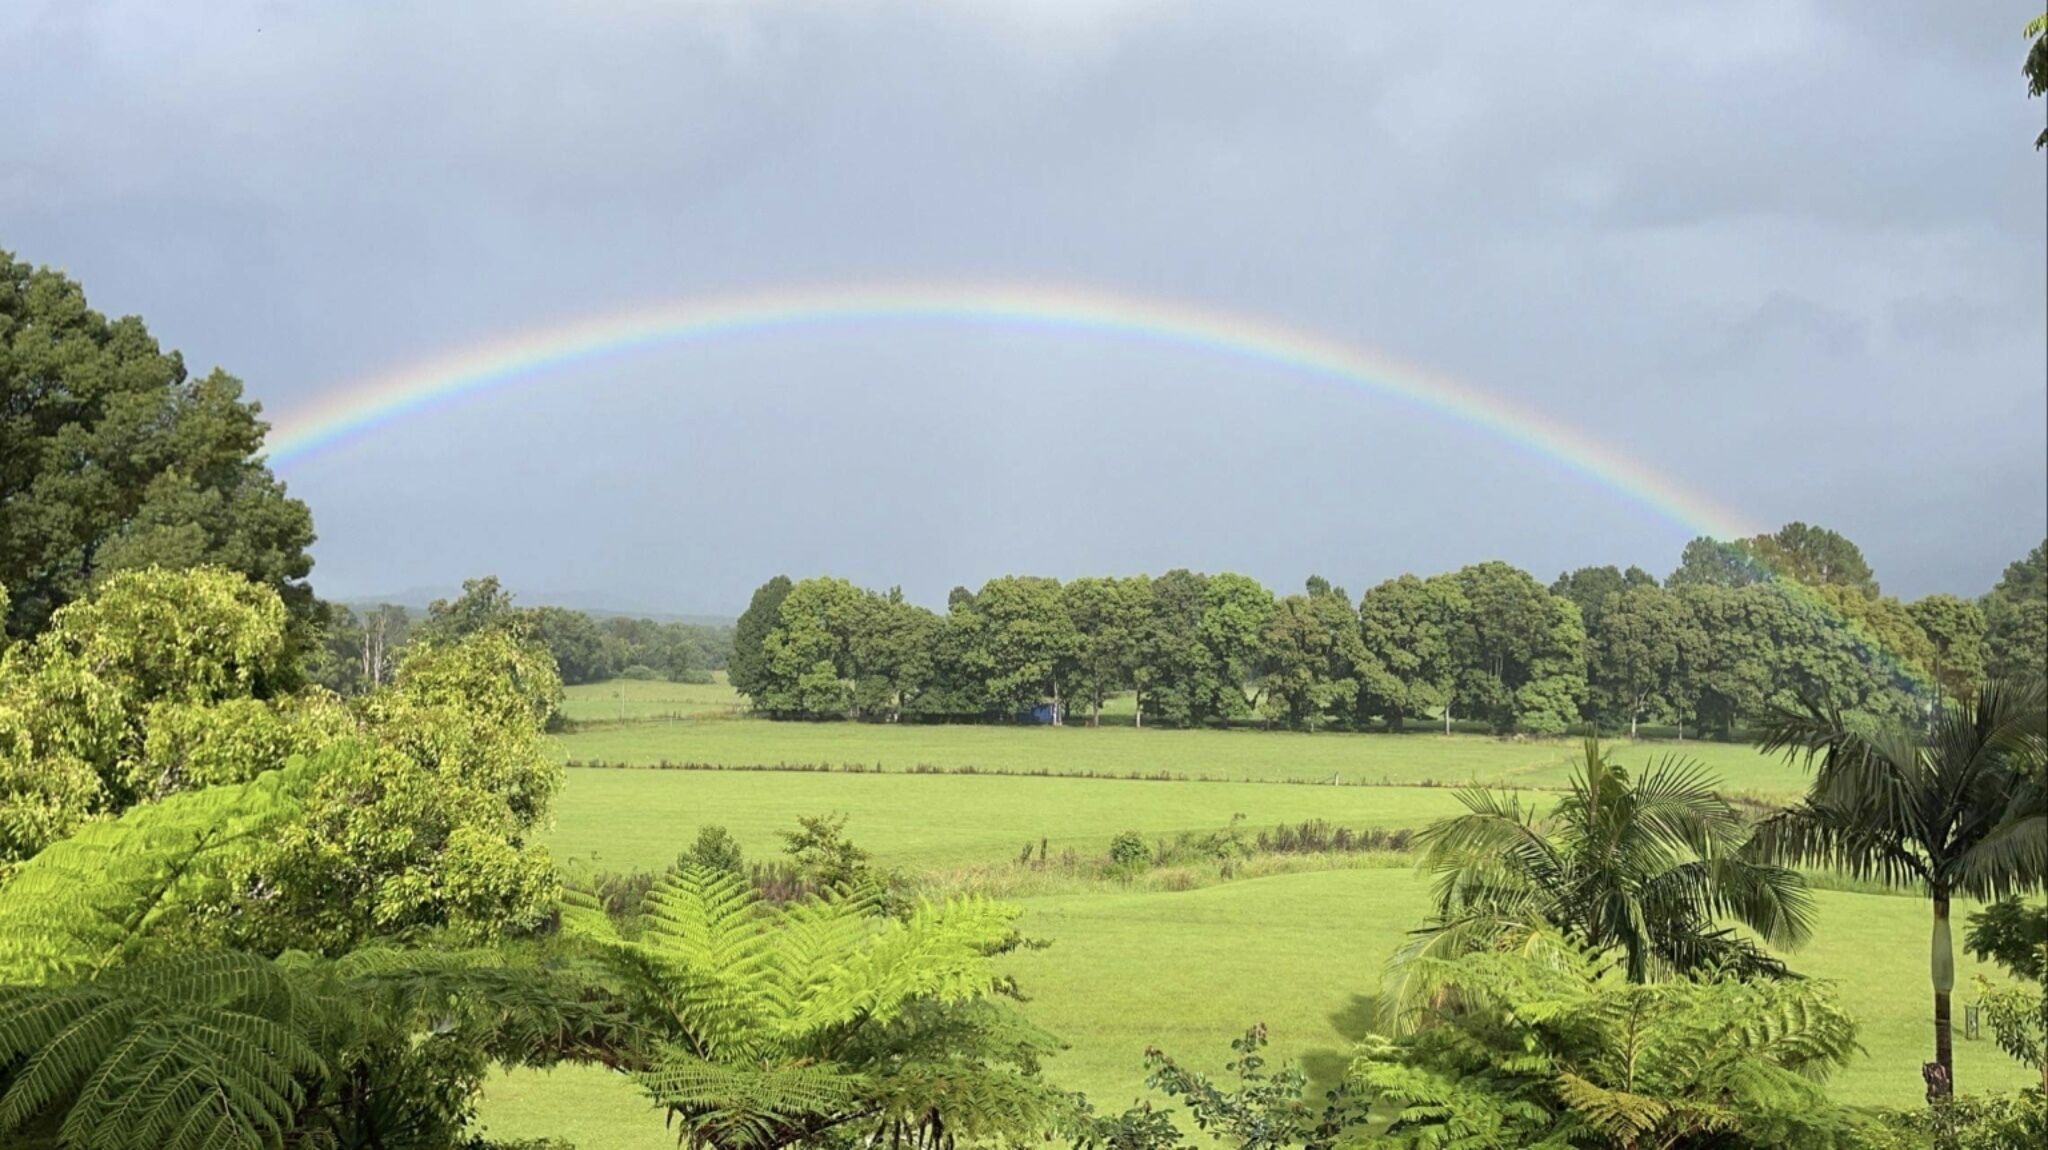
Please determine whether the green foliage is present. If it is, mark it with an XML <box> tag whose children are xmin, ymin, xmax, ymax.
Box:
<box><xmin>1108</xmin><ymin>831</ymin><xmax>1150</xmax><ymax>872</ymax></box>
<box><xmin>0</xmin><ymin>252</ymin><xmax>316</xmax><ymax>648</ymax></box>
<box><xmin>1878</xmin><ymin>1091</ymin><xmax>2048</xmax><ymax>1150</ymax></box>
<box><xmin>0</xmin><ymin>567</ymin><xmax>303</xmax><ymax>864</ymax></box>
<box><xmin>1753</xmin><ymin>680</ymin><xmax>2048</xmax><ymax>1094</ymax></box>
<box><xmin>1968</xmin><ymin>898</ymin><xmax>2048</xmax><ymax>982</ymax></box>
<box><xmin>0</xmin><ymin>950</ymin><xmax>322</xmax><ymax>1150</ymax></box>
<box><xmin>1984</xmin><ymin>540</ymin><xmax>2047</xmax><ymax>684</ymax></box>
<box><xmin>1590</xmin><ymin>583</ymin><xmax>1695</xmax><ymax>736</ymax></box>
<box><xmin>729</xmin><ymin>576</ymin><xmax>793</xmax><ymax>703</ymax></box>
<box><xmin>562</xmin><ymin>864</ymin><xmax>1067</xmax><ymax>1149</ymax></box>
<box><xmin>1259</xmin><ymin>580</ymin><xmax>1368</xmax><ymax>730</ymax></box>
<box><xmin>685</xmin><ymin>825</ymin><xmax>746</xmax><ymax>873</ymax></box>
<box><xmin>1079</xmin><ymin>1023</ymin><xmax>1369</xmax><ymax>1150</ymax></box>
<box><xmin>0</xmin><ymin>767</ymin><xmax>307</xmax><ymax>982</ymax></box>
<box><xmin>779</xmin><ymin>813</ymin><xmax>874</xmax><ymax>891</ymax></box>
<box><xmin>1909</xmin><ymin>593</ymin><xmax>1990</xmax><ymax>701</ymax></box>
<box><xmin>2028</xmin><ymin>12</ymin><xmax>2048</xmax><ymax>148</ymax></box>
<box><xmin>1966</xmin><ymin>896</ymin><xmax>2048</xmax><ymax>1085</ymax></box>
<box><xmin>1354</xmin><ymin>931</ymin><xmax>1875</xmax><ymax>1149</ymax></box>
<box><xmin>1400</xmin><ymin>739</ymin><xmax>1811</xmax><ymax>991</ymax></box>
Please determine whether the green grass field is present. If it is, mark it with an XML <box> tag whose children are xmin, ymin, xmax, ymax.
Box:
<box><xmin>557</xmin><ymin>673</ymin><xmax>742</xmax><ymax>723</ymax></box>
<box><xmin>474</xmin><ymin>683</ymin><xmax>2031</xmax><ymax>1146</ymax></box>
<box><xmin>553</xmin><ymin>716</ymin><xmax>1804</xmax><ymax>796</ymax></box>
<box><xmin>547</xmin><ymin>768</ymin><xmax>1486</xmax><ymax>872</ymax></box>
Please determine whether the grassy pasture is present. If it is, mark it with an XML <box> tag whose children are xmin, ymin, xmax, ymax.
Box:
<box><xmin>545</xmin><ymin>767</ymin><xmax>1482</xmax><ymax>872</ymax></box>
<box><xmin>553</xmin><ymin>715</ymin><xmax>1803</xmax><ymax>796</ymax></box>
<box><xmin>480</xmin><ymin>862</ymin><xmax>2035</xmax><ymax>1147</ymax></box>
<box><xmin>476</xmin><ymin>691</ymin><xmax>2027</xmax><ymax>1145</ymax></box>
<box><xmin>557</xmin><ymin>673</ymin><xmax>742</xmax><ymax>723</ymax></box>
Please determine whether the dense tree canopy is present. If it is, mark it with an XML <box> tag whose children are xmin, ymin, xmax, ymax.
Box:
<box><xmin>728</xmin><ymin>528</ymin><xmax>2036</xmax><ymax>738</ymax></box>
<box><xmin>0</xmin><ymin>251</ymin><xmax>316</xmax><ymax>648</ymax></box>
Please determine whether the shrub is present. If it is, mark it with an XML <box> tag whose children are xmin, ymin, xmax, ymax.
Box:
<box><xmin>683</xmin><ymin>824</ymin><xmax>745</xmax><ymax>873</ymax></box>
<box><xmin>1109</xmin><ymin>830</ymin><xmax>1150</xmax><ymax>871</ymax></box>
<box><xmin>618</xmin><ymin>663</ymin><xmax>659</xmax><ymax>680</ymax></box>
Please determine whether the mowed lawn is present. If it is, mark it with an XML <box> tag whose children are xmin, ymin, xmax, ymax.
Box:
<box><xmin>552</xmin><ymin>714</ymin><xmax>1803</xmax><ymax>796</ymax></box>
<box><xmin>545</xmin><ymin>767</ymin><xmax>1484</xmax><ymax>872</ymax></box>
<box><xmin>477</xmin><ymin>867</ymin><xmax>2035</xmax><ymax>1147</ymax></box>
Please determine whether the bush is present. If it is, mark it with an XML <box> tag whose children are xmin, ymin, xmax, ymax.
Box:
<box><xmin>1878</xmin><ymin>1092</ymin><xmax>2048</xmax><ymax>1150</ymax></box>
<box><xmin>684</xmin><ymin>824</ymin><xmax>745</xmax><ymax>873</ymax></box>
<box><xmin>1109</xmin><ymin>830</ymin><xmax>1150</xmax><ymax>871</ymax></box>
<box><xmin>618</xmin><ymin>663</ymin><xmax>659</xmax><ymax>680</ymax></box>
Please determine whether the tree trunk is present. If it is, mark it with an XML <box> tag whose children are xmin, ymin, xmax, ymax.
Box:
<box><xmin>1929</xmin><ymin>895</ymin><xmax>1956</xmax><ymax>1100</ymax></box>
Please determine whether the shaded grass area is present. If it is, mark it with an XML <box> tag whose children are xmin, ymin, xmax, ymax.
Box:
<box><xmin>552</xmin><ymin>716</ymin><xmax>1802</xmax><ymax>796</ymax></box>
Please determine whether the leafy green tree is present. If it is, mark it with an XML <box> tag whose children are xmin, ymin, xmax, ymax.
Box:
<box><xmin>527</xmin><ymin>604</ymin><xmax>616</xmax><ymax>685</ymax></box>
<box><xmin>685</xmin><ymin>824</ymin><xmax>746</xmax><ymax>874</ymax></box>
<box><xmin>1356</xmin><ymin>574</ymin><xmax>1462</xmax><ymax>732</ymax></box>
<box><xmin>1668</xmin><ymin>537</ymin><xmax>1766</xmax><ymax>589</ymax></box>
<box><xmin>1400</xmin><ymin>740</ymin><xmax>1812</xmax><ymax>992</ymax></box>
<box><xmin>1551</xmin><ymin>564</ymin><xmax>1655</xmax><ymax>643</ymax></box>
<box><xmin>563</xmin><ymin>866</ymin><xmax>1068</xmax><ymax>1150</ymax></box>
<box><xmin>1589</xmin><ymin>584</ymin><xmax>1695</xmax><ymax>736</ymax></box>
<box><xmin>1258</xmin><ymin>579</ymin><xmax>1366</xmax><ymax>730</ymax></box>
<box><xmin>415</xmin><ymin>575</ymin><xmax>526</xmax><ymax>645</ymax></box>
<box><xmin>1445</xmin><ymin>562</ymin><xmax>1587</xmax><ymax>734</ymax></box>
<box><xmin>1064</xmin><ymin>575</ymin><xmax>1151</xmax><ymax>726</ymax></box>
<box><xmin>0</xmin><ymin>760</ymin><xmax>610</xmax><ymax>1150</ymax></box>
<box><xmin>1965</xmin><ymin>896</ymin><xmax>2048</xmax><ymax>1091</ymax></box>
<box><xmin>1752</xmin><ymin>680</ymin><xmax>2048</xmax><ymax>1098</ymax></box>
<box><xmin>1908</xmin><ymin>593</ymin><xmax>1989</xmax><ymax>701</ymax></box>
<box><xmin>971</xmin><ymin>576</ymin><xmax>1079</xmax><ymax>720</ymax></box>
<box><xmin>1744</xmin><ymin>522</ymin><xmax>1880</xmax><ymax>595</ymax></box>
<box><xmin>845</xmin><ymin>587</ymin><xmax>938</xmax><ymax>722</ymax></box>
<box><xmin>757</xmin><ymin>576</ymin><xmax>864</xmax><ymax>717</ymax></box>
<box><xmin>0</xmin><ymin>251</ymin><xmax>317</xmax><ymax>648</ymax></box>
<box><xmin>729</xmin><ymin>575</ymin><xmax>793</xmax><ymax>703</ymax></box>
<box><xmin>228</xmin><ymin>631</ymin><xmax>565</xmax><ymax>954</ymax></box>
<box><xmin>307</xmin><ymin>601</ymin><xmax>412</xmax><ymax>696</ymax></box>
<box><xmin>1200</xmin><ymin>573</ymin><xmax>1276</xmax><ymax>720</ymax></box>
<box><xmin>1356</xmin><ymin>930</ymin><xmax>1873</xmax><ymax>1150</ymax></box>
<box><xmin>0</xmin><ymin>567</ymin><xmax>298</xmax><ymax>864</ymax></box>
<box><xmin>1139</xmin><ymin>570</ymin><xmax>1229</xmax><ymax>727</ymax></box>
<box><xmin>1984</xmin><ymin>539</ymin><xmax>2047</xmax><ymax>684</ymax></box>
<box><xmin>779</xmin><ymin>813</ymin><xmax>874</xmax><ymax>890</ymax></box>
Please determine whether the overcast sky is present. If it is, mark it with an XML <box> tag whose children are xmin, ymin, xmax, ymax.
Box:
<box><xmin>4</xmin><ymin>0</ymin><xmax>2043</xmax><ymax>614</ymax></box>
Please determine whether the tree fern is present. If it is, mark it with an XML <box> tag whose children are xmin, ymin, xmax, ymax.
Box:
<box><xmin>1354</xmin><ymin>929</ymin><xmax>1877</xmax><ymax>1149</ymax></box>
<box><xmin>566</xmin><ymin>864</ymin><xmax>1069</xmax><ymax>1150</ymax></box>
<box><xmin>0</xmin><ymin>766</ymin><xmax>306</xmax><ymax>983</ymax></box>
<box><xmin>0</xmin><ymin>951</ymin><xmax>318</xmax><ymax>1150</ymax></box>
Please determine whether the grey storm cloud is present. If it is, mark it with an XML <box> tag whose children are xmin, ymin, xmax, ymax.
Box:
<box><xmin>2</xmin><ymin>0</ymin><xmax>2042</xmax><ymax>613</ymax></box>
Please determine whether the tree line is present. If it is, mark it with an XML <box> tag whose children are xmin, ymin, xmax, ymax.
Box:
<box><xmin>729</xmin><ymin>528</ymin><xmax>2047</xmax><ymax>736</ymax></box>
<box><xmin>309</xmin><ymin>576</ymin><xmax>734</xmax><ymax>693</ymax></box>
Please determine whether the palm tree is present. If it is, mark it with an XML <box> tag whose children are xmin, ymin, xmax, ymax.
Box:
<box><xmin>1396</xmin><ymin>739</ymin><xmax>1813</xmax><ymax>1003</ymax></box>
<box><xmin>1751</xmin><ymin>679</ymin><xmax>2047</xmax><ymax>1099</ymax></box>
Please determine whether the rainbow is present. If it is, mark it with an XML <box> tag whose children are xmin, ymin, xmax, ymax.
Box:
<box><xmin>264</xmin><ymin>282</ymin><xmax>1758</xmax><ymax>539</ymax></box>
